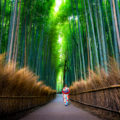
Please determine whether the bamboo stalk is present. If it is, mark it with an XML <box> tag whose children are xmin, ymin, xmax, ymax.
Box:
<box><xmin>112</xmin><ymin>0</ymin><xmax>120</xmax><ymax>53</ymax></box>
<box><xmin>8</xmin><ymin>0</ymin><xmax>18</xmax><ymax>63</ymax></box>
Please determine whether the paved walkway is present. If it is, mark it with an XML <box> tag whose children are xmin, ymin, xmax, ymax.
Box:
<box><xmin>20</xmin><ymin>94</ymin><xmax>102</xmax><ymax>120</ymax></box>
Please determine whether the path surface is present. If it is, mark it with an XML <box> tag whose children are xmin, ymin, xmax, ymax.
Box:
<box><xmin>20</xmin><ymin>94</ymin><xmax>102</xmax><ymax>120</ymax></box>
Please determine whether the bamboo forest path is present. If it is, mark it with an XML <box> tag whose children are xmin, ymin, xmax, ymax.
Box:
<box><xmin>20</xmin><ymin>94</ymin><xmax>102</xmax><ymax>120</ymax></box>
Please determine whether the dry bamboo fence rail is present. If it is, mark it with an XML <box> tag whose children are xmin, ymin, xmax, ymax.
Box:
<box><xmin>0</xmin><ymin>94</ymin><xmax>56</xmax><ymax>116</ymax></box>
<box><xmin>70</xmin><ymin>85</ymin><xmax>120</xmax><ymax>113</ymax></box>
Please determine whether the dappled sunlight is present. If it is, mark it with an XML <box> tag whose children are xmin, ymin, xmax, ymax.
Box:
<box><xmin>58</xmin><ymin>35</ymin><xmax>62</xmax><ymax>44</ymax></box>
<box><xmin>69</xmin><ymin>16</ymin><xmax>78</xmax><ymax>21</ymax></box>
<box><xmin>54</xmin><ymin>0</ymin><xmax>62</xmax><ymax>13</ymax></box>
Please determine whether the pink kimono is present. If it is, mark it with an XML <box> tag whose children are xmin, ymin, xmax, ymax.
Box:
<box><xmin>62</xmin><ymin>87</ymin><xmax>70</xmax><ymax>106</ymax></box>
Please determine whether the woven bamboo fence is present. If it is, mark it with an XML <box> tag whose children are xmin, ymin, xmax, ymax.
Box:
<box><xmin>70</xmin><ymin>85</ymin><xmax>120</xmax><ymax>113</ymax></box>
<box><xmin>0</xmin><ymin>94</ymin><xmax>56</xmax><ymax>116</ymax></box>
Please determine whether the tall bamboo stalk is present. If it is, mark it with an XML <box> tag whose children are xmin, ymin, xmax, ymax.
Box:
<box><xmin>87</xmin><ymin>0</ymin><xmax>100</xmax><ymax>69</ymax></box>
<box><xmin>0</xmin><ymin>0</ymin><xmax>6</xmax><ymax>53</ymax></box>
<box><xmin>109</xmin><ymin>0</ymin><xmax>119</xmax><ymax>64</ymax></box>
<box><xmin>8</xmin><ymin>0</ymin><xmax>18</xmax><ymax>63</ymax></box>
<box><xmin>98</xmin><ymin>0</ymin><xmax>108</xmax><ymax>72</ymax></box>
<box><xmin>104</xmin><ymin>1</ymin><xmax>115</xmax><ymax>57</ymax></box>
<box><xmin>12</xmin><ymin>0</ymin><xmax>21</xmax><ymax>64</ymax></box>
<box><xmin>114</xmin><ymin>0</ymin><xmax>120</xmax><ymax>32</ymax></box>
<box><xmin>94</xmin><ymin>1</ymin><xmax>104</xmax><ymax>68</ymax></box>
<box><xmin>112</xmin><ymin>0</ymin><xmax>120</xmax><ymax>53</ymax></box>
<box><xmin>70</xmin><ymin>0</ymin><xmax>83</xmax><ymax>79</ymax></box>
<box><xmin>75</xmin><ymin>0</ymin><xmax>86</xmax><ymax>79</ymax></box>
<box><xmin>84</xmin><ymin>0</ymin><xmax>93</xmax><ymax>71</ymax></box>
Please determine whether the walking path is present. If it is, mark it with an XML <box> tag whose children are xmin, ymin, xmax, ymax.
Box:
<box><xmin>20</xmin><ymin>94</ymin><xmax>102</xmax><ymax>120</ymax></box>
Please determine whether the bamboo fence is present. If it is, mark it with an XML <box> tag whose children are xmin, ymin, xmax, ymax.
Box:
<box><xmin>0</xmin><ymin>94</ymin><xmax>56</xmax><ymax>116</ymax></box>
<box><xmin>70</xmin><ymin>85</ymin><xmax>120</xmax><ymax>113</ymax></box>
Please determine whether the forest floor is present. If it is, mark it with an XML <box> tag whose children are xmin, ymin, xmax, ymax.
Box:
<box><xmin>20</xmin><ymin>94</ymin><xmax>101</xmax><ymax>120</ymax></box>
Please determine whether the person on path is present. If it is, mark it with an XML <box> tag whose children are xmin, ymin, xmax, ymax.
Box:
<box><xmin>62</xmin><ymin>85</ymin><xmax>70</xmax><ymax>106</ymax></box>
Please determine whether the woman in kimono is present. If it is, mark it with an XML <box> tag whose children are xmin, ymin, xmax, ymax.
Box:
<box><xmin>62</xmin><ymin>85</ymin><xmax>70</xmax><ymax>106</ymax></box>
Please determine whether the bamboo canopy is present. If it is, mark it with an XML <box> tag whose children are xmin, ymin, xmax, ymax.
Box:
<box><xmin>0</xmin><ymin>0</ymin><xmax>120</xmax><ymax>91</ymax></box>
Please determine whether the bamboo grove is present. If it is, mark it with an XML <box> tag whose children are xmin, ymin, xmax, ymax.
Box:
<box><xmin>67</xmin><ymin>0</ymin><xmax>120</xmax><ymax>85</ymax></box>
<box><xmin>0</xmin><ymin>0</ymin><xmax>56</xmax><ymax>89</ymax></box>
<box><xmin>0</xmin><ymin>0</ymin><xmax>120</xmax><ymax>92</ymax></box>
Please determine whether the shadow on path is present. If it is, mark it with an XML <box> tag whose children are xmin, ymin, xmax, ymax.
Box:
<box><xmin>20</xmin><ymin>94</ymin><xmax>102</xmax><ymax>120</ymax></box>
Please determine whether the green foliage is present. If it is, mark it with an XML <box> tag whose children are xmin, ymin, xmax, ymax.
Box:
<box><xmin>0</xmin><ymin>0</ymin><xmax>120</xmax><ymax>91</ymax></box>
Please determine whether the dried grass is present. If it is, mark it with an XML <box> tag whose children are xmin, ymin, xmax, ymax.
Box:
<box><xmin>0</xmin><ymin>54</ymin><xmax>56</xmax><ymax>115</ymax></box>
<box><xmin>70</xmin><ymin>58</ymin><xmax>120</xmax><ymax>114</ymax></box>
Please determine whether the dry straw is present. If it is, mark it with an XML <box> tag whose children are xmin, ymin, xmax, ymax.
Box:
<box><xmin>0</xmin><ymin>54</ymin><xmax>56</xmax><ymax>115</ymax></box>
<box><xmin>70</xmin><ymin>58</ymin><xmax>120</xmax><ymax>113</ymax></box>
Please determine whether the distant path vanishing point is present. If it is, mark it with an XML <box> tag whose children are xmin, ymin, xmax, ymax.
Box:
<box><xmin>20</xmin><ymin>94</ymin><xmax>102</xmax><ymax>120</ymax></box>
